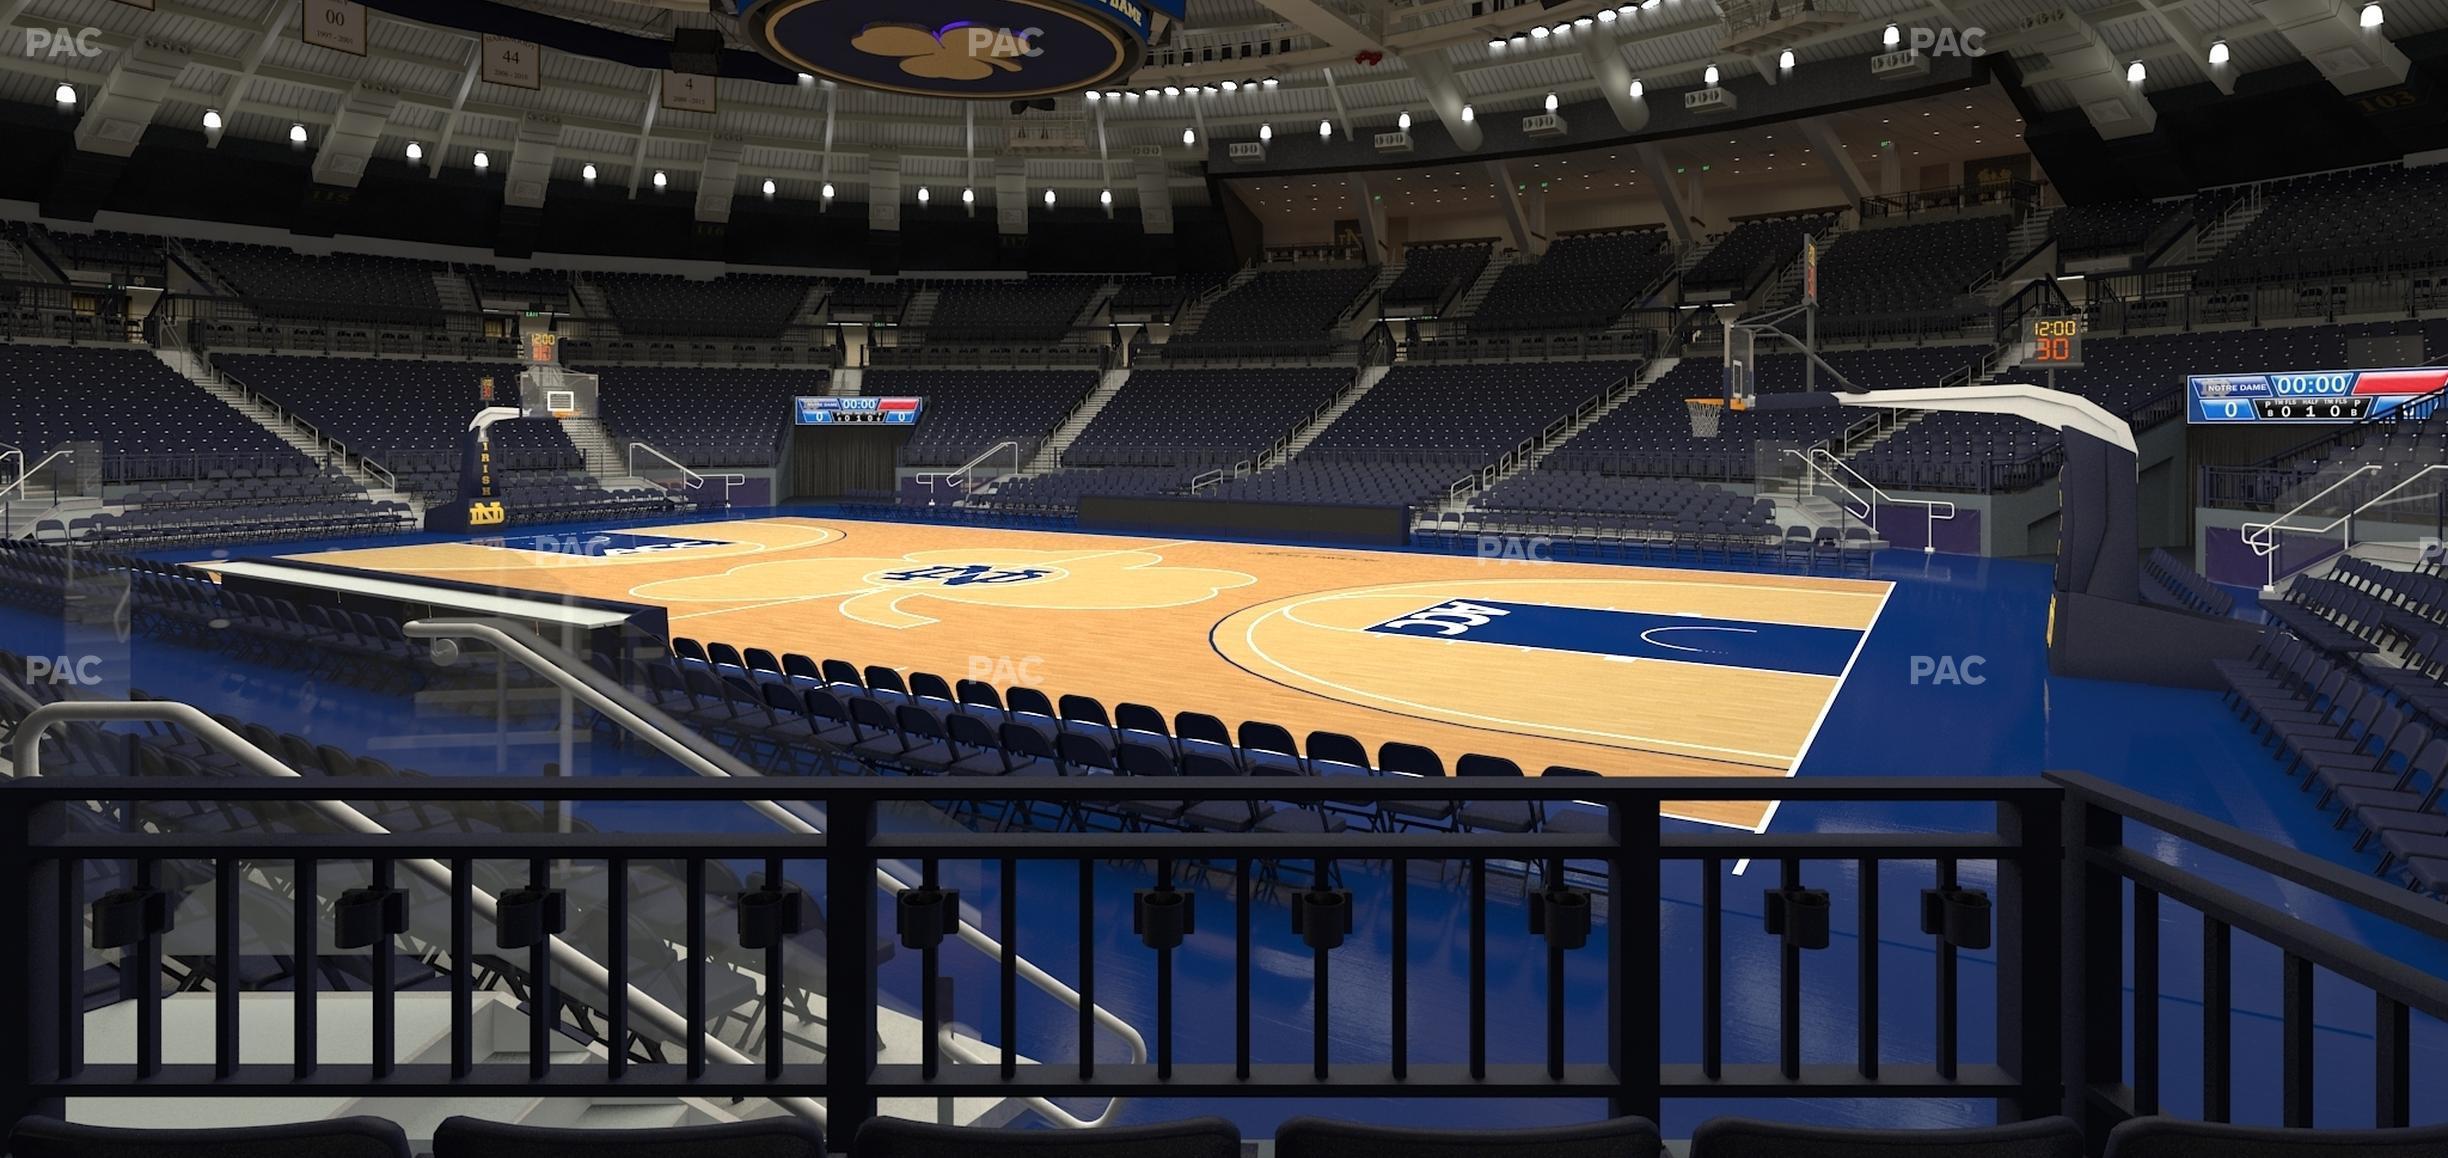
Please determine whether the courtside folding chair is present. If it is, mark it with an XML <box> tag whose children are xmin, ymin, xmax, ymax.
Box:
<box><xmin>908</xmin><ymin>671</ymin><xmax>959</xmax><ymax>717</ymax></box>
<box><xmin>1455</xmin><ymin>754</ymin><xmax>1537</xmax><ymax>836</ymax></box>
<box><xmin>1175</xmin><ymin>711</ymin><xmax>1239</xmax><ymax>769</ymax></box>
<box><xmin>1056</xmin><ymin>732</ymin><xmax>1128</xmax><ymax>831</ymax></box>
<box><xmin>1238</xmin><ymin>720</ymin><xmax>1304</xmax><ymax>776</ymax></box>
<box><xmin>1305</xmin><ymin>730</ymin><xmax>1385</xmax><ymax>832</ymax></box>
<box><xmin>992</xmin><ymin>722</ymin><xmax>1066</xmax><ymax>830</ymax></box>
<box><xmin>1377</xmin><ymin>741</ymin><xmax>1458</xmax><ymax>833</ymax></box>
<box><xmin>1180</xmin><ymin>752</ymin><xmax>1270</xmax><ymax>833</ymax></box>
<box><xmin>1058</xmin><ymin>694</ymin><xmax>1116</xmax><ymax>745</ymax></box>
<box><xmin>956</xmin><ymin>679</ymin><xmax>1009</xmax><ymax>727</ymax></box>
<box><xmin>1007</xmin><ymin>687</ymin><xmax>1063</xmax><ymax>743</ymax></box>
<box><xmin>1113</xmin><ymin>742</ymin><xmax>1190</xmax><ymax>830</ymax></box>
<box><xmin>1115</xmin><ymin>702</ymin><xmax>1176</xmax><ymax>760</ymax></box>
<box><xmin>864</xmin><ymin>666</ymin><xmax>912</xmax><ymax>707</ymax></box>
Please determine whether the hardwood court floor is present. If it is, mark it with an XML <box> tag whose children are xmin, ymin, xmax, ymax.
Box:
<box><xmin>294</xmin><ymin>517</ymin><xmax>1894</xmax><ymax>829</ymax></box>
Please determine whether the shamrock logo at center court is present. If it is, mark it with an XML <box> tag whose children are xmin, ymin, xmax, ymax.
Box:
<box><xmin>632</xmin><ymin>547</ymin><xmax>1256</xmax><ymax>629</ymax></box>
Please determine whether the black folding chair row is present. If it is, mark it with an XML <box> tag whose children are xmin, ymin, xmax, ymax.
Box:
<box><xmin>2215</xmin><ymin>625</ymin><xmax>2448</xmax><ymax>895</ymax></box>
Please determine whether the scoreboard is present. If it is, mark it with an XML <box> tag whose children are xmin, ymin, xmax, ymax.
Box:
<box><xmin>2186</xmin><ymin>367</ymin><xmax>2448</xmax><ymax>424</ymax></box>
<box><xmin>795</xmin><ymin>396</ymin><xmax>925</xmax><ymax>426</ymax></box>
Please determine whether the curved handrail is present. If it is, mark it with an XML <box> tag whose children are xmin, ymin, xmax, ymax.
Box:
<box><xmin>2242</xmin><ymin>464</ymin><xmax>2386</xmax><ymax>551</ymax></box>
<box><xmin>10</xmin><ymin>699</ymin><xmax>829</xmax><ymax>1128</ymax></box>
<box><xmin>2243</xmin><ymin>464</ymin><xmax>2448</xmax><ymax>588</ymax></box>
<box><xmin>401</xmin><ymin>617</ymin><xmax>1150</xmax><ymax>1124</ymax></box>
<box><xmin>628</xmin><ymin>441</ymin><xmax>742</xmax><ymax>506</ymax></box>
<box><xmin>1</xmin><ymin>448</ymin><xmax>75</xmax><ymax>505</ymax></box>
<box><xmin>1782</xmin><ymin>447</ymin><xmax>1957</xmax><ymax>554</ymax></box>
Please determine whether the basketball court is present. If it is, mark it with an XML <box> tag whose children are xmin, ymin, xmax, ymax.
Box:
<box><xmin>291</xmin><ymin>517</ymin><xmax>1892</xmax><ymax>828</ymax></box>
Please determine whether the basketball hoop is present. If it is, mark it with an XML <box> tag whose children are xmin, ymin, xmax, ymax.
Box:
<box><xmin>1685</xmin><ymin>397</ymin><xmax>1745</xmax><ymax>438</ymax></box>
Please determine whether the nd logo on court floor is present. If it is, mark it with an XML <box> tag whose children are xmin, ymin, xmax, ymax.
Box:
<box><xmin>632</xmin><ymin>546</ymin><xmax>1256</xmax><ymax>629</ymax></box>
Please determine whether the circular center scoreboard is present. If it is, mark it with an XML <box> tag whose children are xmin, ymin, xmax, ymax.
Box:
<box><xmin>2187</xmin><ymin>367</ymin><xmax>2448</xmax><ymax>424</ymax></box>
<box><xmin>797</xmin><ymin>396</ymin><xmax>925</xmax><ymax>426</ymax></box>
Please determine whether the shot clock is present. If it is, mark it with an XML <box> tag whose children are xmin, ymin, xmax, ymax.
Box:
<box><xmin>2029</xmin><ymin>316</ymin><xmax>2083</xmax><ymax>367</ymax></box>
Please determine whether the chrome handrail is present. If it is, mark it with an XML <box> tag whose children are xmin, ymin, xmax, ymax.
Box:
<box><xmin>10</xmin><ymin>699</ymin><xmax>829</xmax><ymax>1128</ymax></box>
<box><xmin>2243</xmin><ymin>463</ymin><xmax>2448</xmax><ymax>589</ymax></box>
<box><xmin>400</xmin><ymin>617</ymin><xmax>1149</xmax><ymax>1126</ymax></box>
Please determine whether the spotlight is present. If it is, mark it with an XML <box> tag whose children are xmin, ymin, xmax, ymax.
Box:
<box><xmin>1704</xmin><ymin>64</ymin><xmax>1719</xmax><ymax>84</ymax></box>
<box><xmin>822</xmin><ymin>182</ymin><xmax>835</xmax><ymax>199</ymax></box>
<box><xmin>1223</xmin><ymin>79</ymin><xmax>1239</xmax><ymax>90</ymax></box>
<box><xmin>1544</xmin><ymin>92</ymin><xmax>1559</xmax><ymax>111</ymax></box>
<box><xmin>762</xmin><ymin>178</ymin><xmax>776</xmax><ymax>197</ymax></box>
<box><xmin>1318</xmin><ymin>119</ymin><xmax>1332</xmax><ymax>139</ymax></box>
<box><xmin>582</xmin><ymin>162</ymin><xmax>597</xmax><ymax>182</ymax></box>
<box><xmin>1100</xmin><ymin>188</ymin><xmax>1113</xmax><ymax>206</ymax></box>
<box><xmin>917</xmin><ymin>185</ymin><xmax>930</xmax><ymax>204</ymax></box>
<box><xmin>2207</xmin><ymin>39</ymin><xmax>2229</xmax><ymax>64</ymax></box>
<box><xmin>1629</xmin><ymin>79</ymin><xmax>1644</xmax><ymax>98</ymax></box>
<box><xmin>1183</xmin><ymin>127</ymin><xmax>1196</xmax><ymax>145</ymax></box>
<box><xmin>2362</xmin><ymin>2</ymin><xmax>2383</xmax><ymax>26</ymax></box>
<box><xmin>1489</xmin><ymin>37</ymin><xmax>1505</xmax><ymax>49</ymax></box>
<box><xmin>1883</xmin><ymin>23</ymin><xmax>1900</xmax><ymax>47</ymax></box>
<box><xmin>472</xmin><ymin>151</ymin><xmax>489</xmax><ymax>170</ymax></box>
<box><xmin>1530</xmin><ymin>23</ymin><xmax>1549</xmax><ymax>37</ymax></box>
<box><xmin>1086</xmin><ymin>90</ymin><xmax>1102</xmax><ymax>101</ymax></box>
<box><xmin>652</xmin><ymin>169</ymin><xmax>668</xmax><ymax>188</ymax></box>
<box><xmin>1779</xmin><ymin>48</ymin><xmax>1795</xmax><ymax>69</ymax></box>
<box><xmin>1510</xmin><ymin>34</ymin><xmax>1526</xmax><ymax>46</ymax></box>
<box><xmin>53</xmin><ymin>83</ymin><xmax>74</xmax><ymax>106</ymax></box>
<box><xmin>962</xmin><ymin>187</ymin><xmax>974</xmax><ymax>204</ymax></box>
<box><xmin>405</xmin><ymin>141</ymin><xmax>423</xmax><ymax>162</ymax></box>
<box><xmin>2126</xmin><ymin>58</ymin><xmax>2146</xmax><ymax>83</ymax></box>
<box><xmin>1552</xmin><ymin>22</ymin><xmax>1571</xmax><ymax>34</ymax></box>
<box><xmin>1460</xmin><ymin>104</ymin><xmax>1475</xmax><ymax>122</ymax></box>
<box><xmin>1397</xmin><ymin>110</ymin><xmax>1411</xmax><ymax>130</ymax></box>
<box><xmin>1259</xmin><ymin>122</ymin><xmax>1273</xmax><ymax>142</ymax></box>
<box><xmin>1044</xmin><ymin>188</ymin><xmax>1056</xmax><ymax>206</ymax></box>
<box><xmin>1262</xmin><ymin>76</ymin><xmax>1278</xmax><ymax>87</ymax></box>
<box><xmin>288</xmin><ymin>122</ymin><xmax>309</xmax><ymax>144</ymax></box>
<box><xmin>797</xmin><ymin>72</ymin><xmax>814</xmax><ymax>84</ymax></box>
<box><xmin>1598</xmin><ymin>8</ymin><xmax>1616</xmax><ymax>20</ymax></box>
<box><xmin>1574</xmin><ymin>16</ymin><xmax>1593</xmax><ymax>26</ymax></box>
<box><xmin>1164</xmin><ymin>85</ymin><xmax>1180</xmax><ymax>96</ymax></box>
<box><xmin>203</xmin><ymin>109</ymin><xmax>223</xmax><ymax>130</ymax></box>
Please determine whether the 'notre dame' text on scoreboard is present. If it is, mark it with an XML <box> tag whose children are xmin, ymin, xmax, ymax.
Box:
<box><xmin>795</xmin><ymin>396</ymin><xmax>925</xmax><ymax>426</ymax></box>
<box><xmin>2186</xmin><ymin>367</ymin><xmax>2448</xmax><ymax>424</ymax></box>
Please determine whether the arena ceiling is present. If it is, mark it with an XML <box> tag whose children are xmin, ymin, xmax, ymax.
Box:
<box><xmin>0</xmin><ymin>0</ymin><xmax>2430</xmax><ymax>208</ymax></box>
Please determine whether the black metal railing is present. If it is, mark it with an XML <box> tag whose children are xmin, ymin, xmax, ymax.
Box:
<box><xmin>3</xmin><ymin>770</ymin><xmax>2443</xmax><ymax>1148</ymax></box>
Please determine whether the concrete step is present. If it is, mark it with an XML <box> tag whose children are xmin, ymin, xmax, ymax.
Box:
<box><xmin>1023</xmin><ymin>367</ymin><xmax>1128</xmax><ymax>474</ymax></box>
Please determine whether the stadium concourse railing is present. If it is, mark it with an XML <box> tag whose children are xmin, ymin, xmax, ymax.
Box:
<box><xmin>0</xmin><ymin>279</ymin><xmax>141</xmax><ymax>344</ymax></box>
<box><xmin>152</xmin><ymin>294</ymin><xmax>839</xmax><ymax>367</ymax></box>
<box><xmin>4</xmin><ymin>761</ymin><xmax>2446</xmax><ymax>1146</ymax></box>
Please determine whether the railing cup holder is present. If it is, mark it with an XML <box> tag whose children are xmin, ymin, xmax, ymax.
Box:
<box><xmin>739</xmin><ymin>884</ymin><xmax>808</xmax><ymax>950</ymax></box>
<box><xmin>1291</xmin><ymin>888</ymin><xmax>1355</xmax><ymax>952</ymax></box>
<box><xmin>895</xmin><ymin>886</ymin><xmax>959</xmax><ymax>952</ymax></box>
<box><xmin>91</xmin><ymin>886</ymin><xmax>171</xmax><ymax>950</ymax></box>
<box><xmin>495</xmin><ymin>887</ymin><xmax>567</xmax><ymax>950</ymax></box>
<box><xmin>1763</xmin><ymin>887</ymin><xmax>1832</xmax><ymax>951</ymax></box>
<box><xmin>1530</xmin><ymin>887</ymin><xmax>1593</xmax><ymax>951</ymax></box>
<box><xmin>1921</xmin><ymin>887</ymin><xmax>1993</xmax><ymax>951</ymax></box>
<box><xmin>1134</xmin><ymin>888</ymin><xmax>1196</xmax><ymax>951</ymax></box>
<box><xmin>334</xmin><ymin>887</ymin><xmax>411</xmax><ymax>950</ymax></box>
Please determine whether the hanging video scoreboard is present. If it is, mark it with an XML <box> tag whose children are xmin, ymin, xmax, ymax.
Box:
<box><xmin>796</xmin><ymin>396</ymin><xmax>925</xmax><ymax>426</ymax></box>
<box><xmin>2186</xmin><ymin>367</ymin><xmax>2448</xmax><ymax>424</ymax></box>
